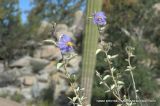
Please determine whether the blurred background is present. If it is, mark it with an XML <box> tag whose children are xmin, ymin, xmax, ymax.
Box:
<box><xmin>0</xmin><ymin>0</ymin><xmax>160</xmax><ymax>106</ymax></box>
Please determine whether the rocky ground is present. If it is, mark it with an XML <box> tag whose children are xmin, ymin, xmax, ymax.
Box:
<box><xmin>0</xmin><ymin>3</ymin><xmax>160</xmax><ymax>105</ymax></box>
<box><xmin>0</xmin><ymin>10</ymin><xmax>83</xmax><ymax>106</ymax></box>
<box><xmin>0</xmin><ymin>97</ymin><xmax>22</xmax><ymax>106</ymax></box>
<box><xmin>0</xmin><ymin>44</ymin><xmax>81</xmax><ymax>106</ymax></box>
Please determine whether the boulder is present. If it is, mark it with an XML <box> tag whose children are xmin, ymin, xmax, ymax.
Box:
<box><xmin>55</xmin><ymin>24</ymin><xmax>75</xmax><ymax>40</ymax></box>
<box><xmin>56</xmin><ymin>31</ymin><xmax>74</xmax><ymax>40</ymax></box>
<box><xmin>21</xmin><ymin>87</ymin><xmax>32</xmax><ymax>101</ymax></box>
<box><xmin>153</xmin><ymin>3</ymin><xmax>160</xmax><ymax>14</ymax></box>
<box><xmin>18</xmin><ymin>66</ymin><xmax>33</xmax><ymax>76</ymax></box>
<box><xmin>156</xmin><ymin>78</ymin><xmax>160</xmax><ymax>85</ymax></box>
<box><xmin>143</xmin><ymin>41</ymin><xmax>158</xmax><ymax>54</ymax></box>
<box><xmin>0</xmin><ymin>86</ymin><xmax>20</xmax><ymax>96</ymax></box>
<box><xmin>30</xmin><ymin>58</ymin><xmax>50</xmax><ymax>72</ymax></box>
<box><xmin>36</xmin><ymin>73</ymin><xmax>49</xmax><ymax>82</ymax></box>
<box><xmin>9</xmin><ymin>56</ymin><xmax>31</xmax><ymax>68</ymax></box>
<box><xmin>59</xmin><ymin>56</ymin><xmax>81</xmax><ymax>74</ymax></box>
<box><xmin>23</xmin><ymin>76</ymin><xmax>36</xmax><ymax>86</ymax></box>
<box><xmin>37</xmin><ymin>20</ymin><xmax>52</xmax><ymax>35</ymax></box>
<box><xmin>70</xmin><ymin>10</ymin><xmax>84</xmax><ymax>36</ymax></box>
<box><xmin>31</xmin><ymin>82</ymin><xmax>49</xmax><ymax>98</ymax></box>
<box><xmin>39</xmin><ymin>61</ymin><xmax>57</xmax><ymax>74</ymax></box>
<box><xmin>55</xmin><ymin>24</ymin><xmax>68</xmax><ymax>32</ymax></box>
<box><xmin>34</xmin><ymin>45</ymin><xmax>62</xmax><ymax>60</ymax></box>
<box><xmin>68</xmin><ymin>56</ymin><xmax>81</xmax><ymax>73</ymax></box>
<box><xmin>0</xmin><ymin>70</ymin><xmax>19</xmax><ymax>87</ymax></box>
<box><xmin>0</xmin><ymin>62</ymin><xmax>4</xmax><ymax>72</ymax></box>
<box><xmin>51</xmin><ymin>72</ymin><xmax>68</xmax><ymax>100</ymax></box>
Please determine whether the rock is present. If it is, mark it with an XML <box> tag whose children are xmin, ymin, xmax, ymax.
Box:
<box><xmin>0</xmin><ymin>97</ymin><xmax>23</xmax><ymax>106</ymax></box>
<box><xmin>59</xmin><ymin>67</ymin><xmax>76</xmax><ymax>75</ymax></box>
<box><xmin>56</xmin><ymin>31</ymin><xmax>74</xmax><ymax>40</ymax></box>
<box><xmin>23</xmin><ymin>40</ymin><xmax>37</xmax><ymax>47</ymax></box>
<box><xmin>9</xmin><ymin>56</ymin><xmax>50</xmax><ymax>73</ymax></box>
<box><xmin>23</xmin><ymin>76</ymin><xmax>36</xmax><ymax>86</ymax></box>
<box><xmin>38</xmin><ymin>20</ymin><xmax>52</xmax><ymax>35</ymax></box>
<box><xmin>51</xmin><ymin>72</ymin><xmax>68</xmax><ymax>100</ymax></box>
<box><xmin>154</xmin><ymin>89</ymin><xmax>160</xmax><ymax>98</ymax></box>
<box><xmin>36</xmin><ymin>73</ymin><xmax>49</xmax><ymax>82</ymax></box>
<box><xmin>54</xmin><ymin>24</ymin><xmax>74</xmax><ymax>40</ymax></box>
<box><xmin>0</xmin><ymin>62</ymin><xmax>4</xmax><ymax>72</ymax></box>
<box><xmin>34</xmin><ymin>45</ymin><xmax>62</xmax><ymax>60</ymax></box>
<box><xmin>70</xmin><ymin>10</ymin><xmax>84</xmax><ymax>36</ymax></box>
<box><xmin>154</xmin><ymin>78</ymin><xmax>160</xmax><ymax>98</ymax></box>
<box><xmin>56</xmin><ymin>24</ymin><xmax>68</xmax><ymax>32</ymax></box>
<box><xmin>73</xmin><ymin>10</ymin><xmax>83</xmax><ymax>27</ymax></box>
<box><xmin>31</xmin><ymin>82</ymin><xmax>49</xmax><ymax>98</ymax></box>
<box><xmin>18</xmin><ymin>66</ymin><xmax>33</xmax><ymax>76</ymax></box>
<box><xmin>68</xmin><ymin>56</ymin><xmax>81</xmax><ymax>73</ymax></box>
<box><xmin>55</xmin><ymin>92</ymin><xmax>70</xmax><ymax>106</ymax></box>
<box><xmin>9</xmin><ymin>56</ymin><xmax>31</xmax><ymax>68</ymax></box>
<box><xmin>40</xmin><ymin>61</ymin><xmax>57</xmax><ymax>74</ymax></box>
<box><xmin>59</xmin><ymin>56</ymin><xmax>81</xmax><ymax>74</ymax></box>
<box><xmin>30</xmin><ymin>58</ymin><xmax>50</xmax><ymax>72</ymax></box>
<box><xmin>156</xmin><ymin>78</ymin><xmax>160</xmax><ymax>85</ymax></box>
<box><xmin>21</xmin><ymin>87</ymin><xmax>32</xmax><ymax>101</ymax></box>
<box><xmin>0</xmin><ymin>70</ymin><xmax>18</xmax><ymax>87</ymax></box>
<box><xmin>4</xmin><ymin>67</ymin><xmax>33</xmax><ymax>86</ymax></box>
<box><xmin>143</xmin><ymin>41</ymin><xmax>158</xmax><ymax>54</ymax></box>
<box><xmin>0</xmin><ymin>86</ymin><xmax>20</xmax><ymax>96</ymax></box>
<box><xmin>153</xmin><ymin>3</ymin><xmax>160</xmax><ymax>14</ymax></box>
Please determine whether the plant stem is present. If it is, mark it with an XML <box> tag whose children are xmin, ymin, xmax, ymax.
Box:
<box><xmin>80</xmin><ymin>0</ymin><xmax>103</xmax><ymax>105</ymax></box>
<box><xmin>96</xmin><ymin>74</ymin><xmax>123</xmax><ymax>103</ymax></box>
<box><xmin>63</xmin><ymin>58</ymin><xmax>83</xmax><ymax>105</ymax></box>
<box><xmin>105</xmin><ymin>52</ymin><xmax>120</xmax><ymax>97</ymax></box>
<box><xmin>128</xmin><ymin>56</ymin><xmax>138</xmax><ymax>100</ymax></box>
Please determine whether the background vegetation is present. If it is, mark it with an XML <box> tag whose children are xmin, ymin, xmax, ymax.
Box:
<box><xmin>0</xmin><ymin>0</ymin><xmax>160</xmax><ymax>106</ymax></box>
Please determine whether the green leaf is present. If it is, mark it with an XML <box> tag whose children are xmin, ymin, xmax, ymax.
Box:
<box><xmin>80</xmin><ymin>96</ymin><xmax>84</xmax><ymax>101</ymax></box>
<box><xmin>80</xmin><ymin>88</ymin><xmax>85</xmax><ymax>91</ymax></box>
<box><xmin>111</xmin><ymin>68</ymin><xmax>116</xmax><ymax>73</ymax></box>
<box><xmin>117</xmin><ymin>81</ymin><xmax>124</xmax><ymax>85</ymax></box>
<box><xmin>96</xmin><ymin>71</ymin><xmax>100</xmax><ymax>76</ymax></box>
<box><xmin>73</xmin><ymin>97</ymin><xmax>77</xmax><ymax>102</ymax></box>
<box><xmin>68</xmin><ymin>97</ymin><xmax>73</xmax><ymax>101</ymax></box>
<box><xmin>56</xmin><ymin>63</ymin><xmax>64</xmax><ymax>69</ymax></box>
<box><xmin>96</xmin><ymin>49</ymin><xmax>102</xmax><ymax>55</ymax></box>
<box><xmin>125</xmin><ymin>69</ymin><xmax>130</xmax><ymax>71</ymax></box>
<box><xmin>111</xmin><ymin>84</ymin><xmax>115</xmax><ymax>90</ymax></box>
<box><xmin>107</xmin><ymin>55</ymin><xmax>111</xmax><ymax>59</ymax></box>
<box><xmin>43</xmin><ymin>39</ymin><xmax>57</xmax><ymax>45</ymax></box>
<box><xmin>99</xmin><ymin>81</ymin><xmax>103</xmax><ymax>84</ymax></box>
<box><xmin>108</xmin><ymin>54</ymin><xmax>118</xmax><ymax>59</ymax></box>
<box><xmin>110</xmin><ymin>54</ymin><xmax>118</xmax><ymax>59</ymax></box>
<box><xmin>117</xmin><ymin>85</ymin><xmax>123</xmax><ymax>92</ymax></box>
<box><xmin>76</xmin><ymin>87</ymin><xmax>80</xmax><ymax>92</ymax></box>
<box><xmin>105</xmin><ymin>90</ymin><xmax>111</xmax><ymax>93</ymax></box>
<box><xmin>117</xmin><ymin>104</ymin><xmax>122</xmax><ymax>106</ymax></box>
<box><xmin>103</xmin><ymin>75</ymin><xmax>110</xmax><ymax>80</ymax></box>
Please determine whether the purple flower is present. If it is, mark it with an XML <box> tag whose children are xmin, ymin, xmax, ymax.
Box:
<box><xmin>93</xmin><ymin>11</ymin><xmax>106</xmax><ymax>25</ymax></box>
<box><xmin>58</xmin><ymin>34</ymin><xmax>74</xmax><ymax>53</ymax></box>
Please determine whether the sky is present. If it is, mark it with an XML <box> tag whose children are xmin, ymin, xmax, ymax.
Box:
<box><xmin>19</xmin><ymin>0</ymin><xmax>31</xmax><ymax>23</ymax></box>
<box><xmin>19</xmin><ymin>0</ymin><xmax>85</xmax><ymax>23</ymax></box>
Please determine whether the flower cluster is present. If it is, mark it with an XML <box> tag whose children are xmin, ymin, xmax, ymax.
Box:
<box><xmin>93</xmin><ymin>11</ymin><xmax>106</xmax><ymax>25</ymax></box>
<box><xmin>58</xmin><ymin>34</ymin><xmax>74</xmax><ymax>54</ymax></box>
<box><xmin>54</xmin><ymin>11</ymin><xmax>139</xmax><ymax>106</ymax></box>
<box><xmin>57</xmin><ymin>11</ymin><xmax>106</xmax><ymax>54</ymax></box>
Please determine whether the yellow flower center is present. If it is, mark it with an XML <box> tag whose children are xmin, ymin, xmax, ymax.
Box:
<box><xmin>66</xmin><ymin>42</ymin><xmax>73</xmax><ymax>46</ymax></box>
<box><xmin>97</xmin><ymin>16</ymin><xmax>102</xmax><ymax>20</ymax></box>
